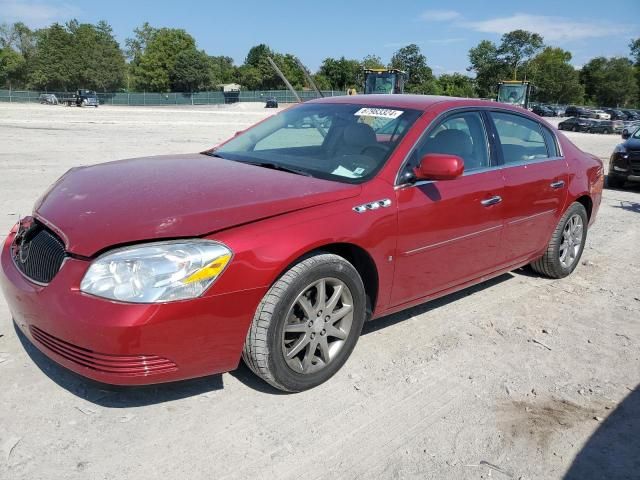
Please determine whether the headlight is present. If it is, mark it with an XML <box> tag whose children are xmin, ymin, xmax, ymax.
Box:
<box><xmin>80</xmin><ymin>240</ymin><xmax>232</xmax><ymax>303</ymax></box>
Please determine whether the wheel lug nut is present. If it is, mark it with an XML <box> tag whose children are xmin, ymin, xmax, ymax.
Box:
<box><xmin>310</xmin><ymin>333</ymin><xmax>315</xmax><ymax>339</ymax></box>
<box><xmin>317</xmin><ymin>311</ymin><xmax>322</xmax><ymax>316</ymax></box>
<box><xmin>308</xmin><ymin>321</ymin><xmax>313</xmax><ymax>327</ymax></box>
<box><xmin>325</xmin><ymin>316</ymin><xmax>330</xmax><ymax>322</ymax></box>
<box><xmin>321</xmin><ymin>330</ymin><xmax>326</xmax><ymax>336</ymax></box>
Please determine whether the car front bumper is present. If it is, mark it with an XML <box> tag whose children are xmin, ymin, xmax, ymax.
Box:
<box><xmin>1</xmin><ymin>231</ymin><xmax>266</xmax><ymax>385</ymax></box>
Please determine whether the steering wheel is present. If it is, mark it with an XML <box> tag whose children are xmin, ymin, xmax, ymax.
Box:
<box><xmin>361</xmin><ymin>144</ymin><xmax>390</xmax><ymax>157</ymax></box>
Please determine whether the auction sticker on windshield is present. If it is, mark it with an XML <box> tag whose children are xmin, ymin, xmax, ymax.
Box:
<box><xmin>354</xmin><ymin>107</ymin><xmax>403</xmax><ymax>119</ymax></box>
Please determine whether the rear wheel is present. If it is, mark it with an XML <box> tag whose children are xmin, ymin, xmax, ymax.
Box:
<box><xmin>602</xmin><ymin>128</ymin><xmax>610</xmax><ymax>134</ymax></box>
<box><xmin>572</xmin><ymin>126</ymin><xmax>579</xmax><ymax>132</ymax></box>
<box><xmin>531</xmin><ymin>202</ymin><xmax>588</xmax><ymax>279</ymax></box>
<box><xmin>242</xmin><ymin>253</ymin><xmax>366</xmax><ymax>392</ymax></box>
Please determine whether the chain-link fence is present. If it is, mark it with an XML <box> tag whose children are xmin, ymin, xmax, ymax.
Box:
<box><xmin>0</xmin><ymin>89</ymin><xmax>346</xmax><ymax>105</ymax></box>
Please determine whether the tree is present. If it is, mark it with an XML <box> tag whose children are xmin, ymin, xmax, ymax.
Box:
<box><xmin>170</xmin><ymin>49</ymin><xmax>211</xmax><ymax>91</ymax></box>
<box><xmin>208</xmin><ymin>55</ymin><xmax>236</xmax><ymax>85</ymax></box>
<box><xmin>581</xmin><ymin>56</ymin><xmax>638</xmax><ymax>107</ymax></box>
<box><xmin>0</xmin><ymin>47</ymin><xmax>25</xmax><ymax>88</ymax></box>
<box><xmin>528</xmin><ymin>47</ymin><xmax>583</xmax><ymax>104</ymax></box>
<box><xmin>127</xmin><ymin>25</ymin><xmax>196</xmax><ymax>91</ymax></box>
<box><xmin>467</xmin><ymin>40</ymin><xmax>508</xmax><ymax>98</ymax></box>
<box><xmin>437</xmin><ymin>73</ymin><xmax>475</xmax><ymax>98</ymax></box>
<box><xmin>318</xmin><ymin>56</ymin><xmax>361</xmax><ymax>91</ymax></box>
<box><xmin>389</xmin><ymin>44</ymin><xmax>436</xmax><ymax>93</ymax></box>
<box><xmin>362</xmin><ymin>54</ymin><xmax>384</xmax><ymax>69</ymax></box>
<box><xmin>497</xmin><ymin>30</ymin><xmax>544</xmax><ymax>80</ymax></box>
<box><xmin>629</xmin><ymin>38</ymin><xmax>640</xmax><ymax>66</ymax></box>
<box><xmin>27</xmin><ymin>23</ymin><xmax>74</xmax><ymax>90</ymax></box>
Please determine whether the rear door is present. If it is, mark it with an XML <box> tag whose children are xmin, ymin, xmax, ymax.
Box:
<box><xmin>390</xmin><ymin>110</ymin><xmax>505</xmax><ymax>306</ymax></box>
<box><xmin>487</xmin><ymin>111</ymin><xmax>568</xmax><ymax>267</ymax></box>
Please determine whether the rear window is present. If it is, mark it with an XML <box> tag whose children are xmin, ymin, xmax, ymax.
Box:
<box><xmin>490</xmin><ymin>112</ymin><xmax>551</xmax><ymax>163</ymax></box>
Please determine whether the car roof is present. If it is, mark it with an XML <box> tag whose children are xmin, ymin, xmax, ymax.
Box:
<box><xmin>306</xmin><ymin>94</ymin><xmax>522</xmax><ymax>112</ymax></box>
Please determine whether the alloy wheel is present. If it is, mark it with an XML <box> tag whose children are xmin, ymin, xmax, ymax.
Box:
<box><xmin>281</xmin><ymin>278</ymin><xmax>354</xmax><ymax>374</ymax></box>
<box><xmin>559</xmin><ymin>214</ymin><xmax>584</xmax><ymax>269</ymax></box>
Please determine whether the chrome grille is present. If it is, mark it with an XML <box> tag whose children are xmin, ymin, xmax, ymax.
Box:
<box><xmin>13</xmin><ymin>221</ymin><xmax>66</xmax><ymax>284</ymax></box>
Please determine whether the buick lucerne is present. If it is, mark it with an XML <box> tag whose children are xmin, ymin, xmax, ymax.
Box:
<box><xmin>1</xmin><ymin>95</ymin><xmax>603</xmax><ymax>392</ymax></box>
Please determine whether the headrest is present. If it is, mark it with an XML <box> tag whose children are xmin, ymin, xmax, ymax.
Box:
<box><xmin>343</xmin><ymin>123</ymin><xmax>377</xmax><ymax>147</ymax></box>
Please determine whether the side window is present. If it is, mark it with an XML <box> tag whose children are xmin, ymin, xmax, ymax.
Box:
<box><xmin>541</xmin><ymin>126</ymin><xmax>559</xmax><ymax>157</ymax></box>
<box><xmin>413</xmin><ymin>111</ymin><xmax>490</xmax><ymax>172</ymax></box>
<box><xmin>490</xmin><ymin>112</ymin><xmax>549</xmax><ymax>163</ymax></box>
<box><xmin>254</xmin><ymin>114</ymin><xmax>330</xmax><ymax>151</ymax></box>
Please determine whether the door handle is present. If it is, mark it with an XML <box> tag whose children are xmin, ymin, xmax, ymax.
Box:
<box><xmin>481</xmin><ymin>195</ymin><xmax>502</xmax><ymax>207</ymax></box>
<box><xmin>550</xmin><ymin>180</ymin><xmax>565</xmax><ymax>189</ymax></box>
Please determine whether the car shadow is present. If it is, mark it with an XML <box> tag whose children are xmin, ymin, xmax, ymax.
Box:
<box><xmin>14</xmin><ymin>322</ymin><xmax>224</xmax><ymax>407</ymax></box>
<box><xmin>363</xmin><ymin>272</ymin><xmax>513</xmax><ymax>335</ymax></box>
<box><xmin>564</xmin><ymin>385</ymin><xmax>640</xmax><ymax>479</ymax></box>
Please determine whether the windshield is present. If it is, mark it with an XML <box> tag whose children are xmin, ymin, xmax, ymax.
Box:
<box><xmin>212</xmin><ymin>103</ymin><xmax>422</xmax><ymax>183</ymax></box>
<box><xmin>497</xmin><ymin>84</ymin><xmax>527</xmax><ymax>105</ymax></box>
<box><xmin>364</xmin><ymin>73</ymin><xmax>396</xmax><ymax>94</ymax></box>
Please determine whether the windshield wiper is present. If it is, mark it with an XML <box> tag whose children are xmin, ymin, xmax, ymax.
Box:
<box><xmin>245</xmin><ymin>161</ymin><xmax>312</xmax><ymax>177</ymax></box>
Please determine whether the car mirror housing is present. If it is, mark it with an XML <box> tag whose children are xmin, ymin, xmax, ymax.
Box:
<box><xmin>414</xmin><ymin>153</ymin><xmax>464</xmax><ymax>181</ymax></box>
<box><xmin>621</xmin><ymin>130</ymin><xmax>630</xmax><ymax>140</ymax></box>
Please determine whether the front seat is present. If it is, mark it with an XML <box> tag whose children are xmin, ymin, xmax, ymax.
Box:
<box><xmin>338</xmin><ymin>123</ymin><xmax>378</xmax><ymax>155</ymax></box>
<box><xmin>422</xmin><ymin>129</ymin><xmax>475</xmax><ymax>168</ymax></box>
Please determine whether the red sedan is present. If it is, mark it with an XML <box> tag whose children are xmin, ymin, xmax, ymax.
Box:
<box><xmin>1</xmin><ymin>95</ymin><xmax>603</xmax><ymax>392</ymax></box>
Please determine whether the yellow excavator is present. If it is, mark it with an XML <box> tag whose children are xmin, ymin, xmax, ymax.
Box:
<box><xmin>496</xmin><ymin>80</ymin><xmax>533</xmax><ymax>108</ymax></box>
<box><xmin>363</xmin><ymin>68</ymin><xmax>407</xmax><ymax>94</ymax></box>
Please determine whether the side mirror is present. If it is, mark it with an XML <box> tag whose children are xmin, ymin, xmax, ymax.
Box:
<box><xmin>621</xmin><ymin>130</ymin><xmax>630</xmax><ymax>140</ymax></box>
<box><xmin>414</xmin><ymin>153</ymin><xmax>464</xmax><ymax>181</ymax></box>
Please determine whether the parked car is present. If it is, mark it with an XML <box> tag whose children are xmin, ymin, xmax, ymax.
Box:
<box><xmin>588</xmin><ymin>119</ymin><xmax>623</xmax><ymax>134</ymax></box>
<box><xmin>549</xmin><ymin>105</ymin><xmax>566</xmax><ymax>117</ymax></box>
<box><xmin>0</xmin><ymin>96</ymin><xmax>603</xmax><ymax>392</ymax></box>
<box><xmin>564</xmin><ymin>106</ymin><xmax>593</xmax><ymax>118</ymax></box>
<box><xmin>621</xmin><ymin>121</ymin><xmax>640</xmax><ymax>138</ymax></box>
<box><xmin>608</xmin><ymin>126</ymin><xmax>640</xmax><ymax>188</ymax></box>
<box><xmin>532</xmin><ymin>104</ymin><xmax>555</xmax><ymax>117</ymax></box>
<box><xmin>38</xmin><ymin>93</ymin><xmax>58</xmax><ymax>105</ymax></box>
<box><xmin>591</xmin><ymin>109</ymin><xmax>611</xmax><ymax>120</ymax></box>
<box><xmin>604</xmin><ymin>109</ymin><xmax>627</xmax><ymax>120</ymax></box>
<box><xmin>558</xmin><ymin>117</ymin><xmax>596</xmax><ymax>132</ymax></box>
<box><xmin>621</xmin><ymin>109</ymin><xmax>640</xmax><ymax>121</ymax></box>
<box><xmin>265</xmin><ymin>97</ymin><xmax>278</xmax><ymax>108</ymax></box>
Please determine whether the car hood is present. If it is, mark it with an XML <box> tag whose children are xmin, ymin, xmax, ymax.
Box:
<box><xmin>34</xmin><ymin>153</ymin><xmax>361</xmax><ymax>257</ymax></box>
<box><xmin>624</xmin><ymin>138</ymin><xmax>640</xmax><ymax>151</ymax></box>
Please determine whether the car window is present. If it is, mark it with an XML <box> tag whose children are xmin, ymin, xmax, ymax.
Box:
<box><xmin>255</xmin><ymin>114</ymin><xmax>330</xmax><ymax>151</ymax></box>
<box><xmin>540</xmin><ymin>126</ymin><xmax>559</xmax><ymax>157</ymax></box>
<box><xmin>411</xmin><ymin>111</ymin><xmax>490</xmax><ymax>172</ymax></box>
<box><xmin>215</xmin><ymin>103</ymin><xmax>422</xmax><ymax>184</ymax></box>
<box><xmin>490</xmin><ymin>112</ymin><xmax>549</xmax><ymax>163</ymax></box>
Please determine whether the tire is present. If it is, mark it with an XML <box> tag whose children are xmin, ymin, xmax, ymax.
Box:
<box><xmin>530</xmin><ymin>202</ymin><xmax>588</xmax><ymax>279</ymax></box>
<box><xmin>602</xmin><ymin>128</ymin><xmax>610</xmax><ymax>134</ymax></box>
<box><xmin>606</xmin><ymin>175</ymin><xmax>625</xmax><ymax>189</ymax></box>
<box><xmin>572</xmin><ymin>126</ymin><xmax>578</xmax><ymax>132</ymax></box>
<box><xmin>242</xmin><ymin>253</ymin><xmax>366</xmax><ymax>392</ymax></box>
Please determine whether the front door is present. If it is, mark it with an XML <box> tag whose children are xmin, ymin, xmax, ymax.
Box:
<box><xmin>391</xmin><ymin>110</ymin><xmax>505</xmax><ymax>307</ymax></box>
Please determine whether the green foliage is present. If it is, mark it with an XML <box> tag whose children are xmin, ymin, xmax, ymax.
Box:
<box><xmin>629</xmin><ymin>38</ymin><xmax>640</xmax><ymax>66</ymax></box>
<box><xmin>581</xmin><ymin>56</ymin><xmax>638</xmax><ymax>107</ymax></box>
<box><xmin>362</xmin><ymin>54</ymin><xmax>384</xmax><ymax>69</ymax></box>
<box><xmin>318</xmin><ymin>56</ymin><xmax>361</xmax><ymax>91</ymax></box>
<box><xmin>20</xmin><ymin>20</ymin><xmax>124</xmax><ymax>91</ymax></box>
<box><xmin>170</xmin><ymin>49</ymin><xmax>211</xmax><ymax>92</ymax></box>
<box><xmin>528</xmin><ymin>47</ymin><xmax>583</xmax><ymax>104</ymax></box>
<box><xmin>208</xmin><ymin>55</ymin><xmax>236</xmax><ymax>85</ymax></box>
<box><xmin>436</xmin><ymin>73</ymin><xmax>475</xmax><ymax>98</ymax></box>
<box><xmin>389</xmin><ymin>44</ymin><xmax>436</xmax><ymax>93</ymax></box>
<box><xmin>128</xmin><ymin>25</ymin><xmax>196</xmax><ymax>91</ymax></box>
<box><xmin>497</xmin><ymin>30</ymin><xmax>544</xmax><ymax>80</ymax></box>
<box><xmin>0</xmin><ymin>46</ymin><xmax>26</xmax><ymax>88</ymax></box>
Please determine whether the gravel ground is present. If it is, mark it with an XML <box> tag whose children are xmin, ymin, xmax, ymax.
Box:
<box><xmin>0</xmin><ymin>103</ymin><xmax>638</xmax><ymax>480</ymax></box>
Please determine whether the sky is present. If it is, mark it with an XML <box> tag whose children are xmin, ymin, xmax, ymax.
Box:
<box><xmin>1</xmin><ymin>0</ymin><xmax>639</xmax><ymax>74</ymax></box>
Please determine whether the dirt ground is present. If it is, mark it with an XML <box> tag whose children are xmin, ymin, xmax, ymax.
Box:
<box><xmin>0</xmin><ymin>103</ymin><xmax>638</xmax><ymax>480</ymax></box>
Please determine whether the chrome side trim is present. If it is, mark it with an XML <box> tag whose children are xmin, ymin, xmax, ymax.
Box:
<box><xmin>401</xmin><ymin>225</ymin><xmax>503</xmax><ymax>256</ymax></box>
<box><xmin>353</xmin><ymin>198</ymin><xmax>392</xmax><ymax>213</ymax></box>
<box><xmin>506</xmin><ymin>209</ymin><xmax>556</xmax><ymax>226</ymax></box>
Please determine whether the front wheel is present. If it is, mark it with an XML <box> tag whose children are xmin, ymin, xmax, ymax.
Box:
<box><xmin>530</xmin><ymin>202</ymin><xmax>588</xmax><ymax>278</ymax></box>
<box><xmin>242</xmin><ymin>253</ymin><xmax>366</xmax><ymax>392</ymax></box>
